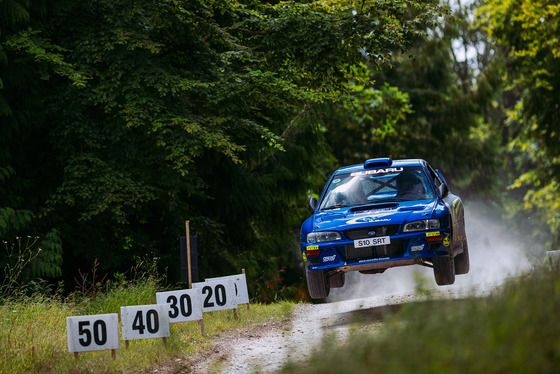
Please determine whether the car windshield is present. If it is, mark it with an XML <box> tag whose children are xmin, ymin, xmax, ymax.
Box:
<box><xmin>319</xmin><ymin>166</ymin><xmax>435</xmax><ymax>210</ymax></box>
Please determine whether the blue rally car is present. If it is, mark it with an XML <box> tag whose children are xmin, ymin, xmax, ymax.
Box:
<box><xmin>301</xmin><ymin>158</ymin><xmax>469</xmax><ymax>299</ymax></box>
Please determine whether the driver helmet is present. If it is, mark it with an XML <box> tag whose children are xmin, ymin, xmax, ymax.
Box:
<box><xmin>396</xmin><ymin>171</ymin><xmax>422</xmax><ymax>192</ymax></box>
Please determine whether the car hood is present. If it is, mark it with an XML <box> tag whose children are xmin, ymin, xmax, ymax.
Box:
<box><xmin>311</xmin><ymin>200</ymin><xmax>437</xmax><ymax>231</ymax></box>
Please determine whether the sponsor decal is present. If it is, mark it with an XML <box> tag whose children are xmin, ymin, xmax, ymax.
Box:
<box><xmin>323</xmin><ymin>255</ymin><xmax>337</xmax><ymax>262</ymax></box>
<box><xmin>426</xmin><ymin>231</ymin><xmax>441</xmax><ymax>237</ymax></box>
<box><xmin>410</xmin><ymin>244</ymin><xmax>425</xmax><ymax>252</ymax></box>
<box><xmin>453</xmin><ymin>199</ymin><xmax>462</xmax><ymax>218</ymax></box>
<box><xmin>346</xmin><ymin>217</ymin><xmax>391</xmax><ymax>225</ymax></box>
<box><xmin>443</xmin><ymin>237</ymin><xmax>451</xmax><ymax>247</ymax></box>
<box><xmin>302</xmin><ymin>252</ymin><xmax>307</xmax><ymax>261</ymax></box>
<box><xmin>332</xmin><ymin>178</ymin><xmax>341</xmax><ymax>184</ymax></box>
<box><xmin>351</xmin><ymin>167</ymin><xmax>404</xmax><ymax>177</ymax></box>
<box><xmin>307</xmin><ymin>245</ymin><xmax>319</xmax><ymax>251</ymax></box>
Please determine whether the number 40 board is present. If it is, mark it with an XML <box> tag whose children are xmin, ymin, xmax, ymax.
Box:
<box><xmin>120</xmin><ymin>304</ymin><xmax>170</xmax><ymax>341</ymax></box>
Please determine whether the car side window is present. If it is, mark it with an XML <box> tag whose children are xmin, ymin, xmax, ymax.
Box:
<box><xmin>427</xmin><ymin>165</ymin><xmax>443</xmax><ymax>189</ymax></box>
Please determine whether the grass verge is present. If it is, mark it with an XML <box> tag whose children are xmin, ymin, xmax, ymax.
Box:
<box><xmin>280</xmin><ymin>266</ymin><xmax>560</xmax><ymax>374</ymax></box>
<box><xmin>0</xmin><ymin>277</ymin><xmax>294</xmax><ymax>373</ymax></box>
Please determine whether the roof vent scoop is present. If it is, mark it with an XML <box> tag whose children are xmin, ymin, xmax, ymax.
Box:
<box><xmin>364</xmin><ymin>158</ymin><xmax>392</xmax><ymax>169</ymax></box>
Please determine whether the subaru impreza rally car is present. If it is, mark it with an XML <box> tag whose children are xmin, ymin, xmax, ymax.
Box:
<box><xmin>301</xmin><ymin>158</ymin><xmax>469</xmax><ymax>299</ymax></box>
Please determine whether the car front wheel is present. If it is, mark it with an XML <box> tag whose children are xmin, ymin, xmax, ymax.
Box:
<box><xmin>306</xmin><ymin>268</ymin><xmax>330</xmax><ymax>299</ymax></box>
<box><xmin>433</xmin><ymin>255</ymin><xmax>456</xmax><ymax>286</ymax></box>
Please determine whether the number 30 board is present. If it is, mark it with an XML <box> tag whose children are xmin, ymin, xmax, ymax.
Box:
<box><xmin>156</xmin><ymin>288</ymin><xmax>203</xmax><ymax>323</ymax></box>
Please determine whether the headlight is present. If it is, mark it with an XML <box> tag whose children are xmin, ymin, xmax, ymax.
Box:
<box><xmin>403</xmin><ymin>219</ymin><xmax>440</xmax><ymax>232</ymax></box>
<box><xmin>307</xmin><ymin>231</ymin><xmax>342</xmax><ymax>243</ymax></box>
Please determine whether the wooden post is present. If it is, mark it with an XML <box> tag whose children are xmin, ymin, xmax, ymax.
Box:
<box><xmin>198</xmin><ymin>319</ymin><xmax>205</xmax><ymax>335</ymax></box>
<box><xmin>111</xmin><ymin>349</ymin><xmax>116</xmax><ymax>360</ymax></box>
<box><xmin>186</xmin><ymin>220</ymin><xmax>192</xmax><ymax>289</ymax></box>
<box><xmin>242</xmin><ymin>268</ymin><xmax>250</xmax><ymax>310</ymax></box>
<box><xmin>125</xmin><ymin>340</ymin><xmax>129</xmax><ymax>349</ymax></box>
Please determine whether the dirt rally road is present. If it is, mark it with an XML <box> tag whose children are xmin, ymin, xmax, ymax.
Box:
<box><xmin>185</xmin><ymin>206</ymin><xmax>535</xmax><ymax>374</ymax></box>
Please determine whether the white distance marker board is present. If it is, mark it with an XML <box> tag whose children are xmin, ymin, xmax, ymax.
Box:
<box><xmin>156</xmin><ymin>288</ymin><xmax>203</xmax><ymax>323</ymax></box>
<box><xmin>121</xmin><ymin>304</ymin><xmax>170</xmax><ymax>341</ymax></box>
<box><xmin>205</xmin><ymin>273</ymin><xmax>249</xmax><ymax>305</ymax></box>
<box><xmin>67</xmin><ymin>313</ymin><xmax>120</xmax><ymax>353</ymax></box>
<box><xmin>192</xmin><ymin>278</ymin><xmax>237</xmax><ymax>313</ymax></box>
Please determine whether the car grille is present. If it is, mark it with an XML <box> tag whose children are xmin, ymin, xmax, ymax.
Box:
<box><xmin>342</xmin><ymin>225</ymin><xmax>404</xmax><ymax>260</ymax></box>
<box><xmin>344</xmin><ymin>225</ymin><xmax>400</xmax><ymax>240</ymax></box>
<box><xmin>344</xmin><ymin>240</ymin><xmax>404</xmax><ymax>260</ymax></box>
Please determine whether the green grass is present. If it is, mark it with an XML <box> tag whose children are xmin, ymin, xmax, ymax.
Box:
<box><xmin>280</xmin><ymin>267</ymin><xmax>560</xmax><ymax>374</ymax></box>
<box><xmin>8</xmin><ymin>266</ymin><xmax>560</xmax><ymax>374</ymax></box>
<box><xmin>0</xmin><ymin>277</ymin><xmax>294</xmax><ymax>373</ymax></box>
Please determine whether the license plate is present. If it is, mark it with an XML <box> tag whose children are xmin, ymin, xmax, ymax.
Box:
<box><xmin>354</xmin><ymin>236</ymin><xmax>391</xmax><ymax>248</ymax></box>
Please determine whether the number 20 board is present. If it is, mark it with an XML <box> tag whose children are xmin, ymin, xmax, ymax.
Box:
<box><xmin>192</xmin><ymin>279</ymin><xmax>237</xmax><ymax>313</ymax></box>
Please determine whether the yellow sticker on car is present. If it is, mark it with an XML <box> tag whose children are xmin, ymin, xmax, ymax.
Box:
<box><xmin>302</xmin><ymin>252</ymin><xmax>308</xmax><ymax>261</ymax></box>
<box><xmin>307</xmin><ymin>245</ymin><xmax>319</xmax><ymax>251</ymax></box>
<box><xmin>443</xmin><ymin>237</ymin><xmax>450</xmax><ymax>247</ymax></box>
<box><xmin>426</xmin><ymin>231</ymin><xmax>441</xmax><ymax>237</ymax></box>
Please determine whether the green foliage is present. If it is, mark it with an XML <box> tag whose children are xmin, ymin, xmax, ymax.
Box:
<box><xmin>368</xmin><ymin>1</ymin><xmax>503</xmax><ymax>196</ymax></box>
<box><xmin>1</xmin><ymin>0</ymin><xmax>446</xmax><ymax>294</ymax></box>
<box><xmin>1</xmin><ymin>231</ymin><xmax>63</xmax><ymax>300</ymax></box>
<box><xmin>477</xmin><ymin>0</ymin><xmax>560</xmax><ymax>247</ymax></box>
<box><xmin>0</xmin><ymin>236</ymin><xmax>42</xmax><ymax>300</ymax></box>
<box><xmin>281</xmin><ymin>267</ymin><xmax>560</xmax><ymax>374</ymax></box>
<box><xmin>28</xmin><ymin>229</ymin><xmax>63</xmax><ymax>279</ymax></box>
<box><xmin>0</xmin><ymin>208</ymin><xmax>33</xmax><ymax>238</ymax></box>
<box><xmin>318</xmin><ymin>77</ymin><xmax>413</xmax><ymax>165</ymax></box>
<box><xmin>308</xmin><ymin>0</ymin><xmax>505</xmax><ymax>201</ymax></box>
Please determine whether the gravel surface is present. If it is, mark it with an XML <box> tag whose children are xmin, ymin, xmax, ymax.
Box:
<box><xmin>181</xmin><ymin>205</ymin><xmax>536</xmax><ymax>374</ymax></box>
<box><xmin>187</xmin><ymin>292</ymin><xmax>426</xmax><ymax>374</ymax></box>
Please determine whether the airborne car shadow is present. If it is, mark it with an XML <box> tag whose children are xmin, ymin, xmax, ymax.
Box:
<box><xmin>323</xmin><ymin>298</ymin><xmax>466</xmax><ymax>329</ymax></box>
<box><xmin>324</xmin><ymin>303</ymin><xmax>404</xmax><ymax>328</ymax></box>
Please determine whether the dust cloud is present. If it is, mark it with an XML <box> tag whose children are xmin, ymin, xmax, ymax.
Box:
<box><xmin>209</xmin><ymin>205</ymin><xmax>543</xmax><ymax>374</ymax></box>
<box><xmin>328</xmin><ymin>202</ymin><xmax>540</xmax><ymax>302</ymax></box>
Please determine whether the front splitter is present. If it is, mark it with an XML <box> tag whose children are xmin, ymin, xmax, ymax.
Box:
<box><xmin>338</xmin><ymin>258</ymin><xmax>422</xmax><ymax>272</ymax></box>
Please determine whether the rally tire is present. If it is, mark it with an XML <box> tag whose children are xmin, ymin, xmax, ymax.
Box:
<box><xmin>329</xmin><ymin>272</ymin><xmax>345</xmax><ymax>288</ymax></box>
<box><xmin>454</xmin><ymin>238</ymin><xmax>470</xmax><ymax>275</ymax></box>
<box><xmin>433</xmin><ymin>255</ymin><xmax>456</xmax><ymax>286</ymax></box>
<box><xmin>306</xmin><ymin>268</ymin><xmax>330</xmax><ymax>299</ymax></box>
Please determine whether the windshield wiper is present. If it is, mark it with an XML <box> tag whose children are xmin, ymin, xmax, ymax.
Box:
<box><xmin>321</xmin><ymin>204</ymin><xmax>352</xmax><ymax>210</ymax></box>
<box><xmin>369</xmin><ymin>198</ymin><xmax>406</xmax><ymax>203</ymax></box>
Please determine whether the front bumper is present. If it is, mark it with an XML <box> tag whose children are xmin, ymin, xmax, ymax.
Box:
<box><xmin>302</xmin><ymin>229</ymin><xmax>452</xmax><ymax>272</ymax></box>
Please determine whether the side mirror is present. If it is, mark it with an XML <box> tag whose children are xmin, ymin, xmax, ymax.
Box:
<box><xmin>308</xmin><ymin>197</ymin><xmax>318</xmax><ymax>212</ymax></box>
<box><xmin>437</xmin><ymin>183</ymin><xmax>449</xmax><ymax>198</ymax></box>
<box><xmin>435</xmin><ymin>169</ymin><xmax>447</xmax><ymax>185</ymax></box>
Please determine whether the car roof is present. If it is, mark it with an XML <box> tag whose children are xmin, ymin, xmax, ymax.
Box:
<box><xmin>334</xmin><ymin>158</ymin><xmax>426</xmax><ymax>175</ymax></box>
